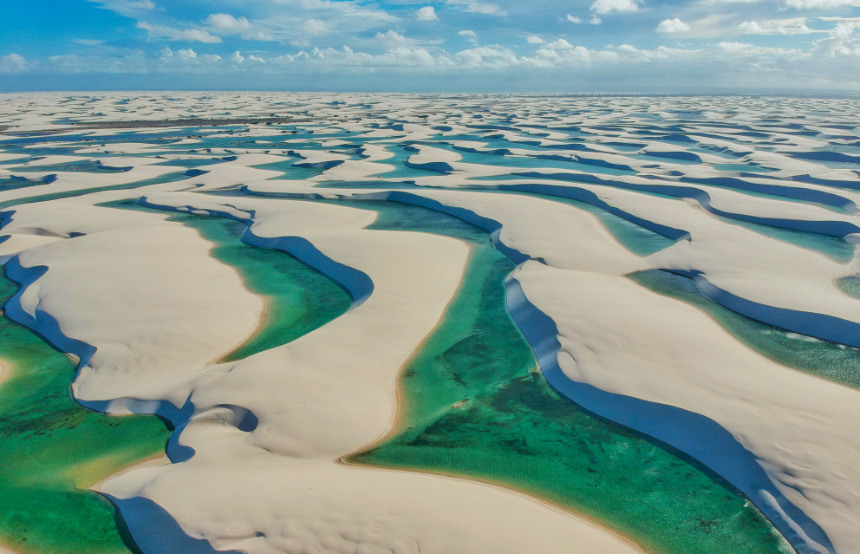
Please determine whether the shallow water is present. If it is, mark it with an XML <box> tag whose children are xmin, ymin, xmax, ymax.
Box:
<box><xmin>630</xmin><ymin>269</ymin><xmax>860</xmax><ymax>389</ymax></box>
<box><xmin>713</xmin><ymin>214</ymin><xmax>855</xmax><ymax>263</ymax></box>
<box><xmin>100</xmin><ymin>199</ymin><xmax>353</xmax><ymax>362</ymax></box>
<box><xmin>0</xmin><ymin>170</ymin><xmax>202</xmax><ymax>212</ymax></box>
<box><xmin>0</xmin><ymin>271</ymin><xmax>169</xmax><ymax>553</ymax></box>
<box><xmin>489</xmin><ymin>188</ymin><xmax>677</xmax><ymax>256</ymax></box>
<box><xmin>838</xmin><ymin>275</ymin><xmax>860</xmax><ymax>300</ymax></box>
<box><xmin>9</xmin><ymin>160</ymin><xmax>132</xmax><ymax>173</ymax></box>
<box><xmin>0</xmin><ymin>199</ymin><xmax>353</xmax><ymax>553</ymax></box>
<box><xmin>341</xmin><ymin>199</ymin><xmax>791</xmax><ymax>554</ymax></box>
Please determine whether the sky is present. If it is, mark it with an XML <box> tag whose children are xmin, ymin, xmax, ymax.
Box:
<box><xmin>1</xmin><ymin>0</ymin><xmax>859</xmax><ymax>92</ymax></box>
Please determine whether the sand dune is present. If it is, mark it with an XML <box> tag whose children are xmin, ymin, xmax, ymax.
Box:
<box><xmin>1</xmin><ymin>92</ymin><xmax>858</xmax><ymax>553</ymax></box>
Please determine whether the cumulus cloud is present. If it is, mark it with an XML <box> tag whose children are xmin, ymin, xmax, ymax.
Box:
<box><xmin>0</xmin><ymin>53</ymin><xmax>28</xmax><ymax>72</ymax></box>
<box><xmin>590</xmin><ymin>0</ymin><xmax>642</xmax><ymax>15</ymax></box>
<box><xmin>207</xmin><ymin>14</ymin><xmax>252</xmax><ymax>32</ymax></box>
<box><xmin>302</xmin><ymin>19</ymin><xmax>330</xmax><ymax>36</ymax></box>
<box><xmin>718</xmin><ymin>41</ymin><xmax>753</xmax><ymax>53</ymax></box>
<box><xmin>231</xmin><ymin>50</ymin><xmax>245</xmax><ymax>63</ymax></box>
<box><xmin>455</xmin><ymin>46</ymin><xmax>518</xmax><ymax>68</ymax></box>
<box><xmin>524</xmin><ymin>40</ymin><xmax>593</xmax><ymax>67</ymax></box>
<box><xmin>138</xmin><ymin>22</ymin><xmax>222</xmax><ymax>43</ymax></box>
<box><xmin>527</xmin><ymin>35</ymin><xmax>545</xmax><ymax>44</ymax></box>
<box><xmin>417</xmin><ymin>6</ymin><xmax>439</xmax><ymax>21</ymax></box>
<box><xmin>248</xmin><ymin>55</ymin><xmax>265</xmax><ymax>63</ymax></box>
<box><xmin>657</xmin><ymin>18</ymin><xmax>691</xmax><ymax>33</ymax></box>
<box><xmin>813</xmin><ymin>22</ymin><xmax>860</xmax><ymax>56</ymax></box>
<box><xmin>177</xmin><ymin>48</ymin><xmax>197</xmax><ymax>59</ymax></box>
<box><xmin>547</xmin><ymin>38</ymin><xmax>574</xmax><ymax>49</ymax></box>
<box><xmin>377</xmin><ymin>30</ymin><xmax>409</xmax><ymax>43</ymax></box>
<box><xmin>458</xmin><ymin>29</ymin><xmax>479</xmax><ymax>44</ymax></box>
<box><xmin>566</xmin><ymin>14</ymin><xmax>582</xmax><ymax>23</ymax></box>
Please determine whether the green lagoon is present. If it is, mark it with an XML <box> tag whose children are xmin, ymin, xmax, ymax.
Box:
<box><xmin>0</xmin><ymin>271</ymin><xmax>168</xmax><ymax>553</ymax></box>
<box><xmin>630</xmin><ymin>269</ymin><xmax>860</xmax><ymax>390</ymax></box>
<box><xmin>101</xmin><ymin>199</ymin><xmax>353</xmax><ymax>361</ymax></box>
<box><xmin>337</xmin><ymin>199</ymin><xmax>792</xmax><ymax>554</ymax></box>
<box><xmin>0</xmin><ymin>199</ymin><xmax>353</xmax><ymax>553</ymax></box>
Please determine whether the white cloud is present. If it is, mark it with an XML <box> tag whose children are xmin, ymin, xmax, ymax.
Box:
<box><xmin>87</xmin><ymin>0</ymin><xmax>154</xmax><ymax>18</ymax></box>
<box><xmin>0</xmin><ymin>53</ymin><xmax>28</xmax><ymax>72</ymax></box>
<box><xmin>523</xmin><ymin>41</ymin><xmax>593</xmax><ymax>67</ymax></box>
<box><xmin>813</xmin><ymin>22</ymin><xmax>860</xmax><ymax>56</ymax></box>
<box><xmin>590</xmin><ymin>0</ymin><xmax>642</xmax><ymax>14</ymax></box>
<box><xmin>527</xmin><ymin>35</ymin><xmax>545</xmax><ymax>44</ymax></box>
<box><xmin>547</xmin><ymin>38</ymin><xmax>574</xmax><ymax>50</ymax></box>
<box><xmin>455</xmin><ymin>45</ymin><xmax>518</xmax><ymax>68</ymax></box>
<box><xmin>445</xmin><ymin>0</ymin><xmax>507</xmax><ymax>16</ymax></box>
<box><xmin>373</xmin><ymin>30</ymin><xmax>441</xmax><ymax>50</ymax></box>
<box><xmin>783</xmin><ymin>0</ymin><xmax>859</xmax><ymax>8</ymax></box>
<box><xmin>207</xmin><ymin>14</ymin><xmax>252</xmax><ymax>32</ymax></box>
<box><xmin>271</xmin><ymin>44</ymin><xmax>454</xmax><ymax>70</ymax></box>
<box><xmin>137</xmin><ymin>22</ymin><xmax>222</xmax><ymax>43</ymax></box>
<box><xmin>417</xmin><ymin>6</ymin><xmax>439</xmax><ymax>21</ymax></box>
<box><xmin>590</xmin><ymin>14</ymin><xmax>602</xmax><ymax>24</ymax></box>
<box><xmin>202</xmin><ymin>2</ymin><xmax>396</xmax><ymax>45</ymax></box>
<box><xmin>717</xmin><ymin>41</ymin><xmax>802</xmax><ymax>55</ymax></box>
<box><xmin>657</xmin><ymin>18</ymin><xmax>691</xmax><ymax>33</ymax></box>
<box><xmin>177</xmin><ymin>48</ymin><xmax>197</xmax><ymax>59</ymax></box>
<box><xmin>718</xmin><ymin>41</ymin><xmax>753</xmax><ymax>53</ymax></box>
<box><xmin>248</xmin><ymin>55</ymin><xmax>266</xmax><ymax>63</ymax></box>
<box><xmin>459</xmin><ymin>29</ymin><xmax>479</xmax><ymax>44</ymax></box>
<box><xmin>302</xmin><ymin>19</ymin><xmax>330</xmax><ymax>36</ymax></box>
<box><xmin>831</xmin><ymin>22</ymin><xmax>855</xmax><ymax>37</ymax></box>
<box><xmin>231</xmin><ymin>50</ymin><xmax>245</xmax><ymax>63</ymax></box>
<box><xmin>377</xmin><ymin>30</ymin><xmax>409</xmax><ymax>43</ymax></box>
<box><xmin>567</xmin><ymin>14</ymin><xmax>582</xmax><ymax>23</ymax></box>
<box><xmin>738</xmin><ymin>18</ymin><xmax>812</xmax><ymax>34</ymax></box>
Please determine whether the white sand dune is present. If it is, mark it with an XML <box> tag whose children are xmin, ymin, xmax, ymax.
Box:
<box><xmin>1</xmin><ymin>198</ymin><xmax>263</xmax><ymax>409</ymax></box>
<box><xmin>2</xmin><ymin>92</ymin><xmax>859</xmax><ymax>553</ymax></box>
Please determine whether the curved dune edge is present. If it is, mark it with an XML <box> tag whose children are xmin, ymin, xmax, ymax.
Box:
<box><xmin>2</xmin><ymin>192</ymin><xmax>641</xmax><ymax>553</ymax></box>
<box><xmin>2</xmin><ymin>94</ymin><xmax>859</xmax><ymax>554</ymax></box>
<box><xmin>135</xmin><ymin>196</ymin><xmax>652</xmax><ymax>551</ymax></box>
<box><xmin>112</xmin><ymin>194</ymin><xmax>640</xmax><ymax>551</ymax></box>
<box><xmin>371</xmin><ymin>189</ymin><xmax>856</xmax><ymax>554</ymax></box>
<box><xmin>0</xmin><ymin>199</ymin><xmax>265</xmax><ymax>409</ymax></box>
<box><xmin>149</xmin><ymin>189</ymin><xmax>815</xmax><ymax>551</ymax></box>
<box><xmin>244</xmin><ymin>186</ymin><xmax>855</xmax><ymax>552</ymax></box>
<box><xmin>505</xmin><ymin>274</ymin><xmax>829</xmax><ymax>554</ymax></box>
<box><xmin>294</xmin><ymin>188</ymin><xmax>825</xmax><ymax>552</ymax></box>
<box><xmin>0</xmin><ymin>183</ymin><xmax>848</xmax><ymax>548</ymax></box>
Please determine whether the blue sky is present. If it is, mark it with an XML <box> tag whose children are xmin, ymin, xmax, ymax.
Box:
<box><xmin>1</xmin><ymin>0</ymin><xmax>859</xmax><ymax>92</ymax></box>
